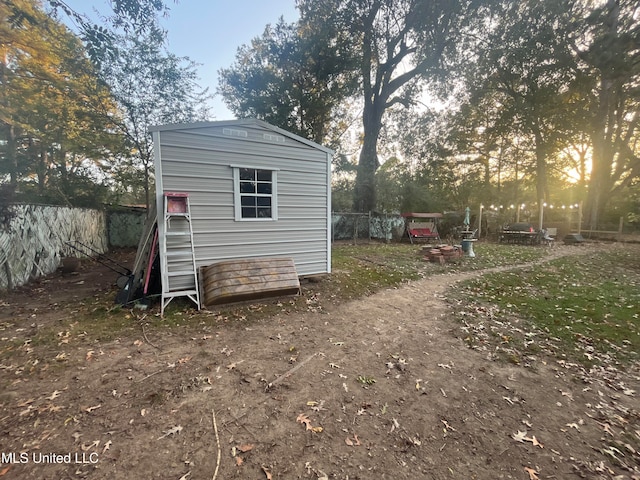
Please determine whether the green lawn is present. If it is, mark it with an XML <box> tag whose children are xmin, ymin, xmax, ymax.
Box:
<box><xmin>454</xmin><ymin>246</ymin><xmax>640</xmax><ymax>365</ymax></box>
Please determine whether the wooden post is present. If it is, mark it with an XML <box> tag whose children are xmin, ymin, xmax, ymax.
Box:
<box><xmin>618</xmin><ymin>216</ymin><xmax>624</xmax><ymax>242</ymax></box>
<box><xmin>538</xmin><ymin>199</ymin><xmax>544</xmax><ymax>230</ymax></box>
<box><xmin>478</xmin><ymin>205</ymin><xmax>483</xmax><ymax>238</ymax></box>
<box><xmin>353</xmin><ymin>214</ymin><xmax>358</xmax><ymax>245</ymax></box>
<box><xmin>578</xmin><ymin>201</ymin><xmax>582</xmax><ymax>234</ymax></box>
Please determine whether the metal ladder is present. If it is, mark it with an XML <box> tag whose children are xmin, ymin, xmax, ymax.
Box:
<box><xmin>160</xmin><ymin>192</ymin><xmax>200</xmax><ymax>316</ymax></box>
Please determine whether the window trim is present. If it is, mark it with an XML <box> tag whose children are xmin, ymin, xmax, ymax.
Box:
<box><xmin>232</xmin><ymin>165</ymin><xmax>278</xmax><ymax>221</ymax></box>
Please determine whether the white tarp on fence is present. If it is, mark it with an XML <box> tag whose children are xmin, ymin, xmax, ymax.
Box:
<box><xmin>0</xmin><ymin>204</ymin><xmax>107</xmax><ymax>290</ymax></box>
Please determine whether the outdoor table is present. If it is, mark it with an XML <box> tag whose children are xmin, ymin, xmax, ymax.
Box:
<box><xmin>499</xmin><ymin>231</ymin><xmax>541</xmax><ymax>245</ymax></box>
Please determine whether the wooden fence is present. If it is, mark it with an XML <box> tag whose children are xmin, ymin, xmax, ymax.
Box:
<box><xmin>0</xmin><ymin>204</ymin><xmax>107</xmax><ymax>290</ymax></box>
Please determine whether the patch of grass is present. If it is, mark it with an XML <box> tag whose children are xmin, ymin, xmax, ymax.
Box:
<box><xmin>328</xmin><ymin>243</ymin><xmax>427</xmax><ymax>300</ymax></box>
<box><xmin>457</xmin><ymin>243</ymin><xmax>549</xmax><ymax>270</ymax></box>
<box><xmin>456</xmin><ymin>247</ymin><xmax>640</xmax><ymax>365</ymax></box>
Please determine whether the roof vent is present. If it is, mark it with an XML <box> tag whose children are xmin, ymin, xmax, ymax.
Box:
<box><xmin>263</xmin><ymin>133</ymin><xmax>285</xmax><ymax>143</ymax></box>
<box><xmin>223</xmin><ymin>128</ymin><xmax>247</xmax><ymax>138</ymax></box>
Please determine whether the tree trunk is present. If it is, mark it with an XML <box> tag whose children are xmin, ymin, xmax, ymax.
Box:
<box><xmin>144</xmin><ymin>162</ymin><xmax>150</xmax><ymax>213</ymax></box>
<box><xmin>6</xmin><ymin>124</ymin><xmax>17</xmax><ymax>186</ymax></box>
<box><xmin>585</xmin><ymin>71</ymin><xmax>616</xmax><ymax>228</ymax></box>
<box><xmin>37</xmin><ymin>141</ymin><xmax>47</xmax><ymax>194</ymax></box>
<box><xmin>353</xmin><ymin>103</ymin><xmax>383</xmax><ymax>212</ymax></box>
<box><xmin>533</xmin><ymin>128</ymin><xmax>548</xmax><ymax>205</ymax></box>
<box><xmin>584</xmin><ymin>0</ymin><xmax>619</xmax><ymax>229</ymax></box>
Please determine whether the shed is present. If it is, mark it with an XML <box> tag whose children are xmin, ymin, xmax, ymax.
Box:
<box><xmin>149</xmin><ymin>119</ymin><xmax>333</xmax><ymax>306</ymax></box>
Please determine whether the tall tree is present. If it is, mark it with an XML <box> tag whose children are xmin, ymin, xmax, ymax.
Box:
<box><xmin>573</xmin><ymin>0</ymin><xmax>640</xmax><ymax>228</ymax></box>
<box><xmin>218</xmin><ymin>17</ymin><xmax>358</xmax><ymax>146</ymax></box>
<box><xmin>98</xmin><ymin>27</ymin><xmax>212</xmax><ymax>209</ymax></box>
<box><xmin>30</xmin><ymin>0</ymin><xmax>169</xmax><ymax>64</ymax></box>
<box><xmin>454</xmin><ymin>0</ymin><xmax>580</xmax><ymax>212</ymax></box>
<box><xmin>1</xmin><ymin>0</ymin><xmax>124</xmax><ymax>205</ymax></box>
<box><xmin>298</xmin><ymin>0</ymin><xmax>491</xmax><ymax>212</ymax></box>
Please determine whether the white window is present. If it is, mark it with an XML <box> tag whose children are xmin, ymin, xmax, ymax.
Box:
<box><xmin>232</xmin><ymin>166</ymin><xmax>278</xmax><ymax>220</ymax></box>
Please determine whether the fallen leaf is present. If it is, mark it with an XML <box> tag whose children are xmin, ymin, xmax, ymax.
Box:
<box><xmin>512</xmin><ymin>430</ymin><xmax>544</xmax><ymax>448</ymax></box>
<box><xmin>524</xmin><ymin>466</ymin><xmax>539</xmax><ymax>480</ymax></box>
<box><xmin>102</xmin><ymin>440</ymin><xmax>112</xmax><ymax>453</ymax></box>
<box><xmin>389</xmin><ymin>418</ymin><xmax>400</xmax><ymax>433</ymax></box>
<box><xmin>235</xmin><ymin>456</ymin><xmax>243</xmax><ymax>466</ymax></box>
<box><xmin>297</xmin><ymin>413</ymin><xmax>311</xmax><ymax>429</ymax></box>
<box><xmin>441</xmin><ymin>420</ymin><xmax>456</xmax><ymax>432</ymax></box>
<box><xmin>237</xmin><ymin>444</ymin><xmax>254</xmax><ymax>453</ymax></box>
<box><xmin>84</xmin><ymin>404</ymin><xmax>101</xmax><ymax>413</ymax></box>
<box><xmin>0</xmin><ymin>466</ymin><xmax>11</xmax><ymax>476</ymax></box>
<box><xmin>157</xmin><ymin>425</ymin><xmax>183</xmax><ymax>440</ymax></box>
<box><xmin>529</xmin><ymin>436</ymin><xmax>543</xmax><ymax>448</ymax></box>
<box><xmin>43</xmin><ymin>404</ymin><xmax>63</xmax><ymax>413</ymax></box>
<box><xmin>296</xmin><ymin>413</ymin><xmax>322</xmax><ymax>433</ymax></box>
<box><xmin>47</xmin><ymin>390</ymin><xmax>61</xmax><ymax>401</ymax></box>
<box><xmin>81</xmin><ymin>440</ymin><xmax>100</xmax><ymax>451</ymax></box>
<box><xmin>133</xmin><ymin>339</ymin><xmax>143</xmax><ymax>347</ymax></box>
<box><xmin>345</xmin><ymin>434</ymin><xmax>361</xmax><ymax>446</ymax></box>
<box><xmin>310</xmin><ymin>400</ymin><xmax>325</xmax><ymax>412</ymax></box>
<box><xmin>261</xmin><ymin>465</ymin><xmax>272</xmax><ymax>480</ymax></box>
<box><xmin>18</xmin><ymin>406</ymin><xmax>34</xmax><ymax>417</ymax></box>
<box><xmin>602</xmin><ymin>423</ymin><xmax>615</xmax><ymax>436</ymax></box>
<box><xmin>86</xmin><ymin>350</ymin><xmax>94</xmax><ymax>361</ymax></box>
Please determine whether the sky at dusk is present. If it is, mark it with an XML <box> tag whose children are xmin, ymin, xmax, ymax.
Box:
<box><xmin>62</xmin><ymin>0</ymin><xmax>300</xmax><ymax>119</ymax></box>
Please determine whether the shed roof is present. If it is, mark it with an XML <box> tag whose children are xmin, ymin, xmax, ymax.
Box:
<box><xmin>149</xmin><ymin>118</ymin><xmax>334</xmax><ymax>155</ymax></box>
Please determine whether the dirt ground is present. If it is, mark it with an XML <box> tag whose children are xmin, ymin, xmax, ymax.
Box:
<box><xmin>1</xmin><ymin>244</ymin><xmax>639</xmax><ymax>479</ymax></box>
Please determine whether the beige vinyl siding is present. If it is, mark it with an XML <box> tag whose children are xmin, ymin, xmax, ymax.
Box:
<box><xmin>153</xmin><ymin>120</ymin><xmax>331</xmax><ymax>277</ymax></box>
